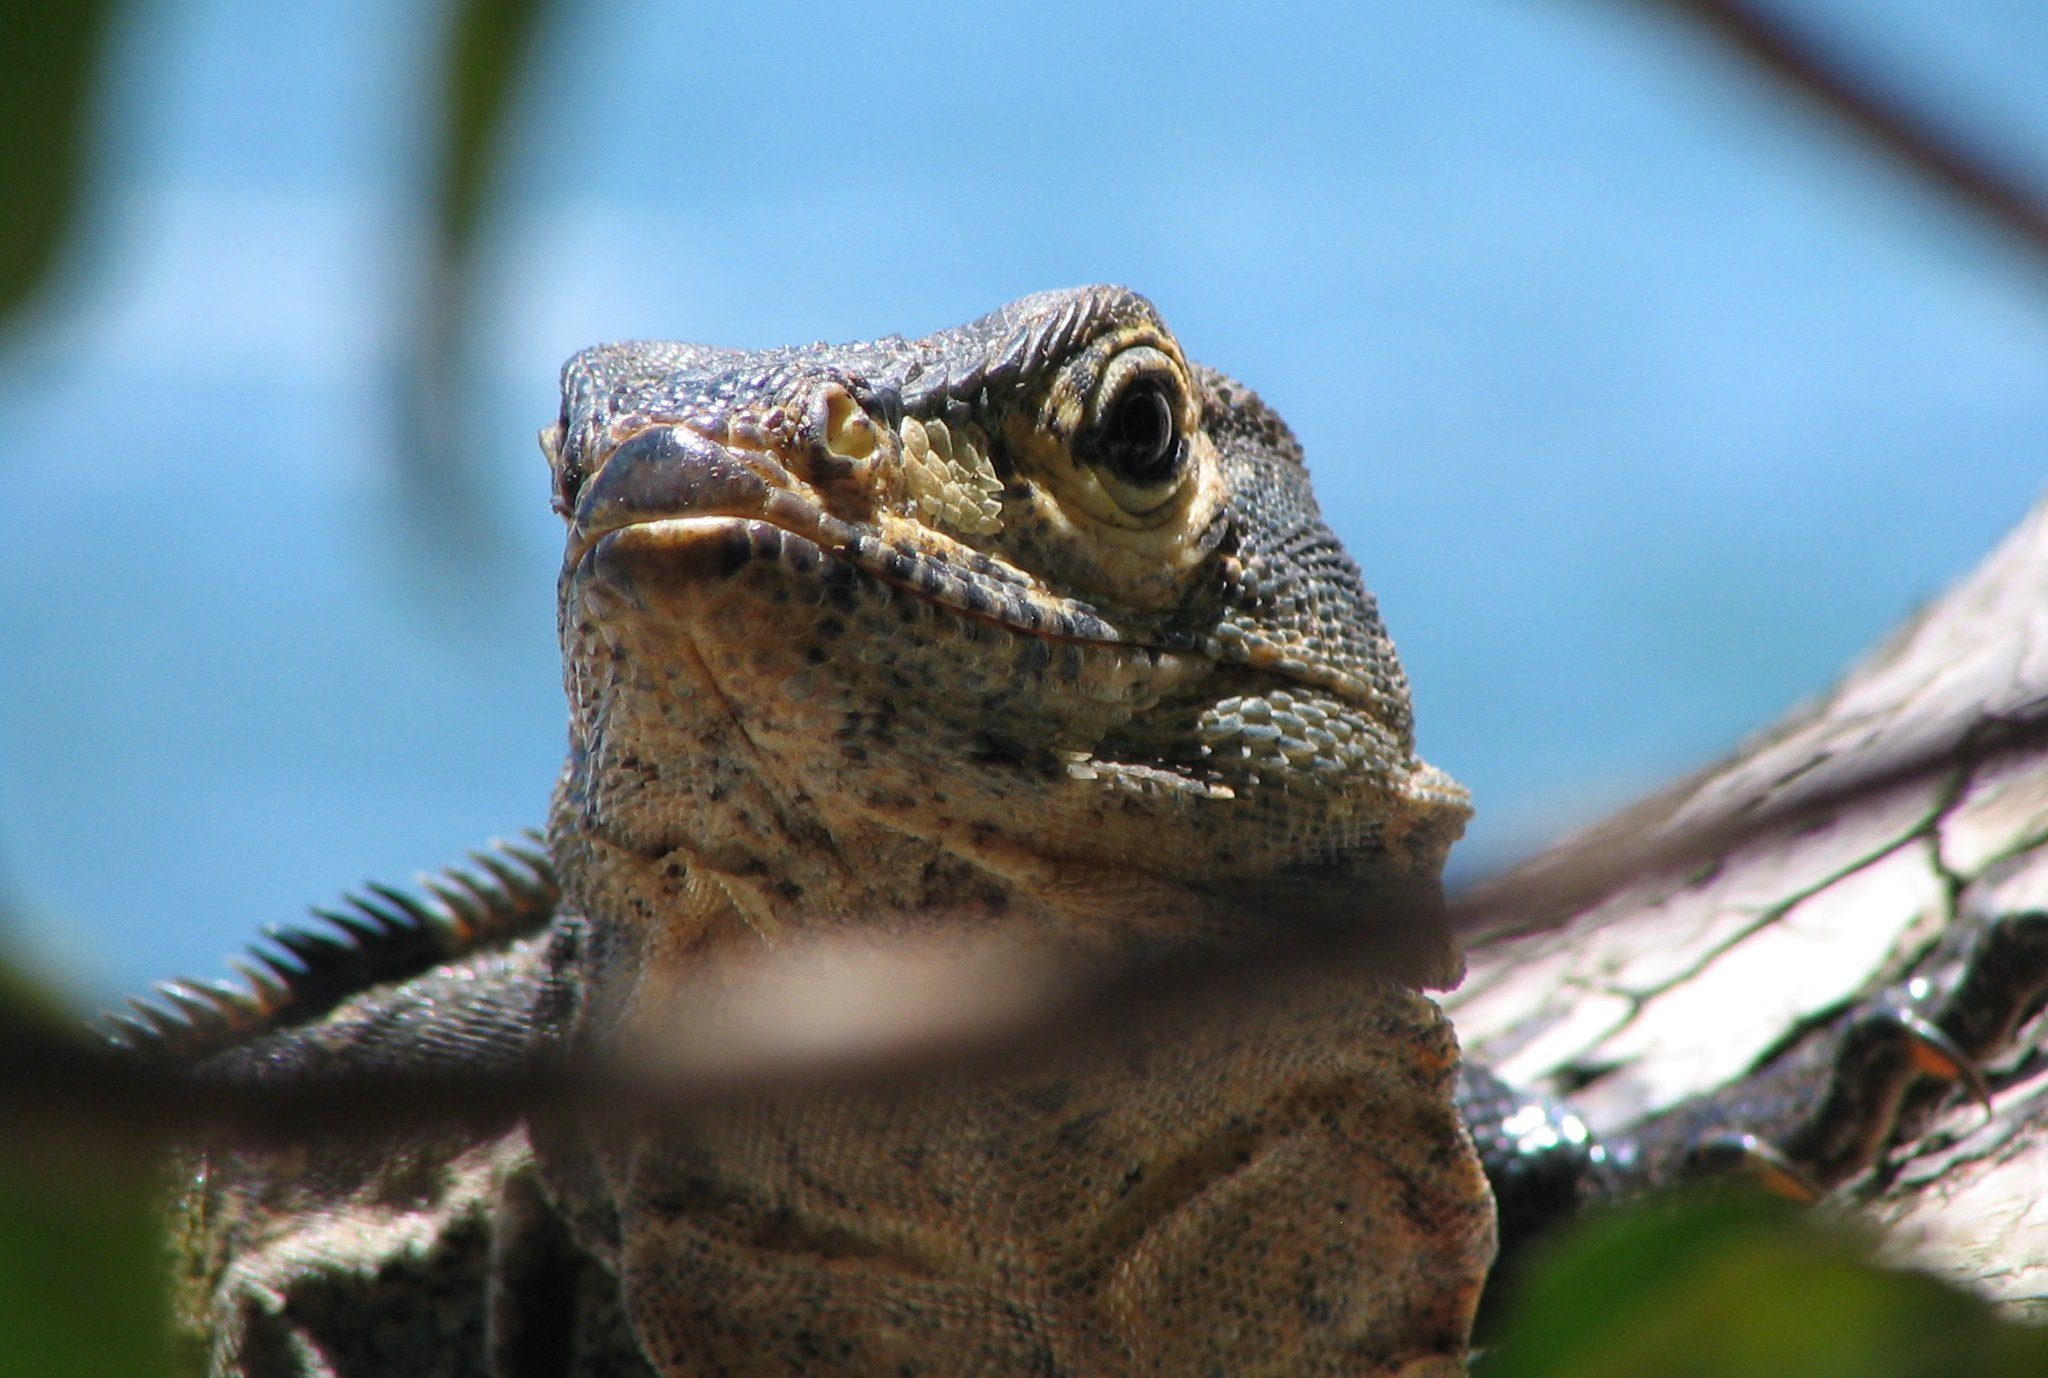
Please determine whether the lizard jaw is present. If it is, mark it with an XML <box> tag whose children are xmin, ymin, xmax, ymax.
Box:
<box><xmin>578</xmin><ymin>516</ymin><xmax>1155</xmax><ymax>655</ymax></box>
<box><xmin>564</xmin><ymin>421</ymin><xmax>1146</xmax><ymax>651</ymax></box>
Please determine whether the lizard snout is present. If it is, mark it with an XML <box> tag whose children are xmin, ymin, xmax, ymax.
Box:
<box><xmin>566</xmin><ymin>424</ymin><xmax>784</xmax><ymax>564</ymax></box>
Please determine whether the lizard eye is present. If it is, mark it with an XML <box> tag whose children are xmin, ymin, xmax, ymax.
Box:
<box><xmin>1098</xmin><ymin>381</ymin><xmax>1179</xmax><ymax>486</ymax></box>
<box><xmin>1079</xmin><ymin>353</ymin><xmax>1189</xmax><ymax>515</ymax></box>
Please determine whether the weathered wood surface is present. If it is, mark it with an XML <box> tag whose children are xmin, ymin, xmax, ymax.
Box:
<box><xmin>1445</xmin><ymin>494</ymin><xmax>2048</xmax><ymax>1315</ymax></box>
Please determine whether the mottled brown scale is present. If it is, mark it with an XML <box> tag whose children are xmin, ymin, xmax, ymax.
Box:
<box><xmin>149</xmin><ymin>290</ymin><xmax>2048</xmax><ymax>1373</ymax></box>
<box><xmin>163</xmin><ymin>286</ymin><xmax>1489</xmax><ymax>1378</ymax></box>
<box><xmin>537</xmin><ymin>286</ymin><xmax>1489</xmax><ymax>1374</ymax></box>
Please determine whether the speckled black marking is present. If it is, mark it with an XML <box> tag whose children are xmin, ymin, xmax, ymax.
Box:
<box><xmin>715</xmin><ymin>523</ymin><xmax>756</xmax><ymax>578</ymax></box>
<box><xmin>958</xmin><ymin>582</ymin><xmax>994</xmax><ymax>618</ymax></box>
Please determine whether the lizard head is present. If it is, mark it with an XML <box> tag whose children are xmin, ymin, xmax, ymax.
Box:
<box><xmin>543</xmin><ymin>286</ymin><xmax>1470</xmax><ymax>986</ymax></box>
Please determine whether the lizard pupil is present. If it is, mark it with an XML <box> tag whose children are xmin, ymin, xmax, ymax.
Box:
<box><xmin>1099</xmin><ymin>382</ymin><xmax>1179</xmax><ymax>485</ymax></box>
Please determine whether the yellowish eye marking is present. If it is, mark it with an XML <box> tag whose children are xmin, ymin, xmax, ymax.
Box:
<box><xmin>899</xmin><ymin>414</ymin><xmax>1004</xmax><ymax>536</ymax></box>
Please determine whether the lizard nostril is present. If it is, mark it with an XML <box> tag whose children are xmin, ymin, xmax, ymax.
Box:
<box><xmin>822</xmin><ymin>383</ymin><xmax>879</xmax><ymax>463</ymax></box>
<box><xmin>539</xmin><ymin>423</ymin><xmax>586</xmax><ymax>516</ymax></box>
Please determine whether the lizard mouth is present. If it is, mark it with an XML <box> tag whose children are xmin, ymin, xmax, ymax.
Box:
<box><xmin>566</xmin><ymin>422</ymin><xmax>1149</xmax><ymax>649</ymax></box>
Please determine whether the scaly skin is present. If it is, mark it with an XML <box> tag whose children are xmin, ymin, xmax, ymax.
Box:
<box><xmin>538</xmin><ymin>285</ymin><xmax>1488</xmax><ymax>1375</ymax></box>
<box><xmin>165</xmin><ymin>286</ymin><xmax>1494</xmax><ymax>1376</ymax></box>
<box><xmin>147</xmin><ymin>289</ymin><xmax>2048</xmax><ymax>1371</ymax></box>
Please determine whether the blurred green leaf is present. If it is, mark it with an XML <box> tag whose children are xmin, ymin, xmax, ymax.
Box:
<box><xmin>0</xmin><ymin>1159</ymin><xmax>181</xmax><ymax>1378</ymax></box>
<box><xmin>0</xmin><ymin>952</ymin><xmax>181</xmax><ymax>1378</ymax></box>
<box><xmin>0</xmin><ymin>0</ymin><xmax>118</xmax><ymax>319</ymax></box>
<box><xmin>1482</xmin><ymin>1188</ymin><xmax>2048</xmax><ymax>1378</ymax></box>
<box><xmin>394</xmin><ymin>0</ymin><xmax>556</xmax><ymax>578</ymax></box>
<box><xmin>438</xmin><ymin>0</ymin><xmax>551</xmax><ymax>262</ymax></box>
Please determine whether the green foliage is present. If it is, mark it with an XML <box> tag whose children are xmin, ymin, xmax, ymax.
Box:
<box><xmin>1482</xmin><ymin>1188</ymin><xmax>2048</xmax><ymax>1378</ymax></box>
<box><xmin>0</xmin><ymin>0</ymin><xmax>117</xmax><ymax>317</ymax></box>
<box><xmin>0</xmin><ymin>0</ymin><xmax>554</xmax><ymax>325</ymax></box>
<box><xmin>439</xmin><ymin>0</ymin><xmax>551</xmax><ymax>262</ymax></box>
<box><xmin>0</xmin><ymin>1157</ymin><xmax>182</xmax><ymax>1378</ymax></box>
<box><xmin>0</xmin><ymin>962</ymin><xmax>182</xmax><ymax>1378</ymax></box>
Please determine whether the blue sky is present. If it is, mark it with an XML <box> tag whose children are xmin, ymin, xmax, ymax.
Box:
<box><xmin>4</xmin><ymin>0</ymin><xmax>2047</xmax><ymax>998</ymax></box>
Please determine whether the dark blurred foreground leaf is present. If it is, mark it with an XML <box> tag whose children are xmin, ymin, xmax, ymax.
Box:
<box><xmin>0</xmin><ymin>1158</ymin><xmax>181</xmax><ymax>1378</ymax></box>
<box><xmin>0</xmin><ymin>963</ymin><xmax>181</xmax><ymax>1378</ymax></box>
<box><xmin>1482</xmin><ymin>1188</ymin><xmax>2048</xmax><ymax>1378</ymax></box>
<box><xmin>0</xmin><ymin>0</ymin><xmax>118</xmax><ymax>318</ymax></box>
<box><xmin>395</xmin><ymin>0</ymin><xmax>557</xmax><ymax>587</ymax></box>
<box><xmin>438</xmin><ymin>0</ymin><xmax>550</xmax><ymax>262</ymax></box>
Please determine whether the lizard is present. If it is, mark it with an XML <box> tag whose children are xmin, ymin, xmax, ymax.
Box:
<box><xmin>125</xmin><ymin>286</ymin><xmax>2048</xmax><ymax>1374</ymax></box>
<box><xmin>138</xmin><ymin>284</ymin><xmax>1497</xmax><ymax>1377</ymax></box>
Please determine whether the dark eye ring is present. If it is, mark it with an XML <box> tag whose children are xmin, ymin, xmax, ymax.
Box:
<box><xmin>1095</xmin><ymin>379</ymin><xmax>1181</xmax><ymax>487</ymax></box>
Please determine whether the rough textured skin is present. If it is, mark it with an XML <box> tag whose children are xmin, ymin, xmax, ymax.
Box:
<box><xmin>155</xmin><ymin>288</ymin><xmax>2048</xmax><ymax>1372</ymax></box>
<box><xmin>166</xmin><ymin>286</ymin><xmax>1494</xmax><ymax>1376</ymax></box>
